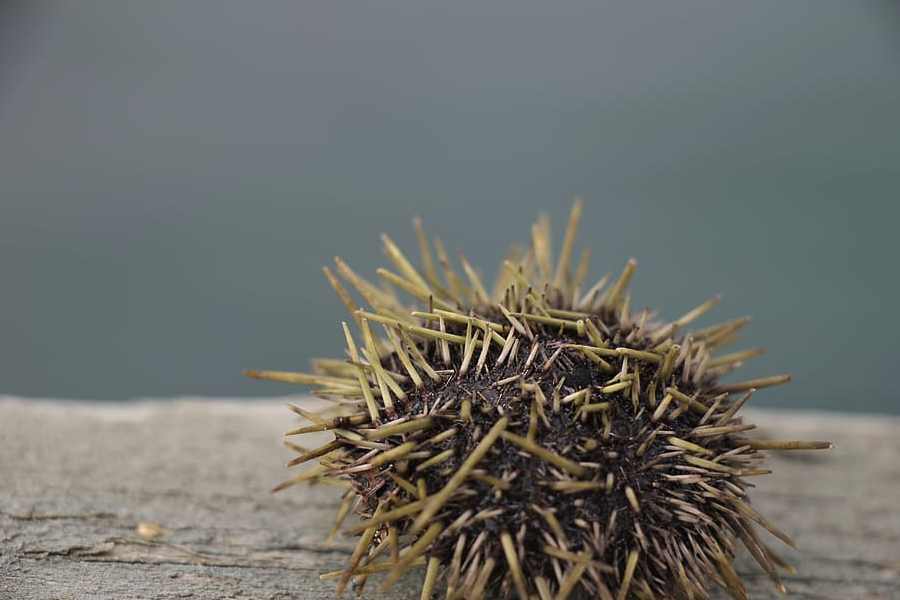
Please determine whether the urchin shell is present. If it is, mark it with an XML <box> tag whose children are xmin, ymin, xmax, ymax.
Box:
<box><xmin>248</xmin><ymin>201</ymin><xmax>830</xmax><ymax>600</ymax></box>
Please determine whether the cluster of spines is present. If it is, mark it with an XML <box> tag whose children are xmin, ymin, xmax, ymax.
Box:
<box><xmin>246</xmin><ymin>200</ymin><xmax>830</xmax><ymax>600</ymax></box>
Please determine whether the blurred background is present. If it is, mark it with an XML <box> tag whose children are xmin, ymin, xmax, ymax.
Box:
<box><xmin>1</xmin><ymin>1</ymin><xmax>898</xmax><ymax>413</ymax></box>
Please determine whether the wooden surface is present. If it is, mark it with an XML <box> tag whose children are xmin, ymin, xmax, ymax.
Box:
<box><xmin>1</xmin><ymin>397</ymin><xmax>898</xmax><ymax>600</ymax></box>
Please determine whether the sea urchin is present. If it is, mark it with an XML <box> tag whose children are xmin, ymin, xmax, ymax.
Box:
<box><xmin>247</xmin><ymin>200</ymin><xmax>830</xmax><ymax>600</ymax></box>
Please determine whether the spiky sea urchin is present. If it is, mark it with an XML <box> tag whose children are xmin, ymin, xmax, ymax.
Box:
<box><xmin>247</xmin><ymin>201</ymin><xmax>830</xmax><ymax>600</ymax></box>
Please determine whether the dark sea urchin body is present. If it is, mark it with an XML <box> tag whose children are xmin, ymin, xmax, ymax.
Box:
<box><xmin>247</xmin><ymin>201</ymin><xmax>830</xmax><ymax>600</ymax></box>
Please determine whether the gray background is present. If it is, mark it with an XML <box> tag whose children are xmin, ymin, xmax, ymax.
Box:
<box><xmin>1</xmin><ymin>1</ymin><xmax>898</xmax><ymax>413</ymax></box>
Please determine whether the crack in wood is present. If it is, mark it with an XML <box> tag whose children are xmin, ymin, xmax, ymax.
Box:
<box><xmin>1</xmin><ymin>510</ymin><xmax>118</xmax><ymax>521</ymax></box>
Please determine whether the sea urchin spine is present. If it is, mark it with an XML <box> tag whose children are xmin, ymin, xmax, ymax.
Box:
<box><xmin>247</xmin><ymin>200</ymin><xmax>831</xmax><ymax>600</ymax></box>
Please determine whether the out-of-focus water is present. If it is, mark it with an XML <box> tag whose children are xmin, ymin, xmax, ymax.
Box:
<box><xmin>1</xmin><ymin>2</ymin><xmax>898</xmax><ymax>412</ymax></box>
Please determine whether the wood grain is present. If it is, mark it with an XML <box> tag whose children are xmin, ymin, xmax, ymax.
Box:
<box><xmin>1</xmin><ymin>397</ymin><xmax>898</xmax><ymax>600</ymax></box>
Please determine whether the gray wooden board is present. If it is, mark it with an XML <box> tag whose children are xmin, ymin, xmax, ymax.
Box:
<box><xmin>1</xmin><ymin>397</ymin><xmax>898</xmax><ymax>600</ymax></box>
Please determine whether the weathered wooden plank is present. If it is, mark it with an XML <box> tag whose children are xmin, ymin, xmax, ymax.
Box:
<box><xmin>1</xmin><ymin>397</ymin><xmax>898</xmax><ymax>600</ymax></box>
